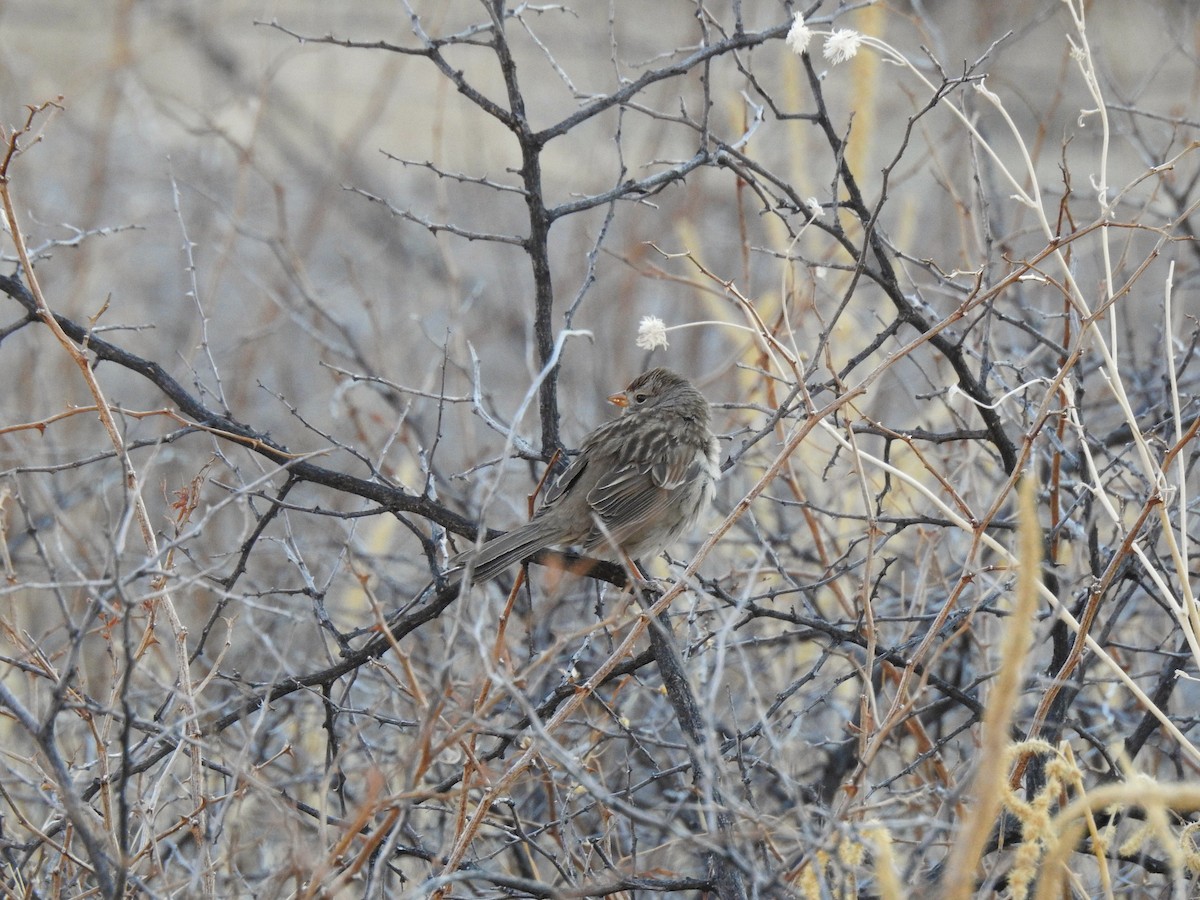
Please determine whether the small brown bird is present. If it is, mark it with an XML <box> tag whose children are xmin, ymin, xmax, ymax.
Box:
<box><xmin>451</xmin><ymin>367</ymin><xmax>718</xmax><ymax>587</ymax></box>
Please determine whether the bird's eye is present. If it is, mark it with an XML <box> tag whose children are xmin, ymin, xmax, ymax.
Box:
<box><xmin>634</xmin><ymin>392</ymin><xmax>648</xmax><ymax>404</ymax></box>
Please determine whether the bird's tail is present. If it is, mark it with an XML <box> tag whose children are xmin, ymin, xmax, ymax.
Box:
<box><xmin>449</xmin><ymin>519</ymin><xmax>559</xmax><ymax>588</ymax></box>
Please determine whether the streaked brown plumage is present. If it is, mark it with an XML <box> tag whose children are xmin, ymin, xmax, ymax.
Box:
<box><xmin>451</xmin><ymin>367</ymin><xmax>718</xmax><ymax>587</ymax></box>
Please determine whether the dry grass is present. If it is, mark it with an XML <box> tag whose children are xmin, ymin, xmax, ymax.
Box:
<box><xmin>2</xmin><ymin>1</ymin><xmax>1200</xmax><ymax>897</ymax></box>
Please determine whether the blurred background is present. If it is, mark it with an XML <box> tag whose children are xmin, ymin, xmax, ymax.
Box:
<box><xmin>3</xmin><ymin>1</ymin><xmax>1200</xmax><ymax>895</ymax></box>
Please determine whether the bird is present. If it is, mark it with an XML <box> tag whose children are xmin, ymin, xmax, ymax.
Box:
<box><xmin>448</xmin><ymin>367</ymin><xmax>719</xmax><ymax>589</ymax></box>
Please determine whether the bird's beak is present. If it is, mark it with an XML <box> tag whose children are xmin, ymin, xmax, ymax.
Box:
<box><xmin>608</xmin><ymin>392</ymin><xmax>628</xmax><ymax>408</ymax></box>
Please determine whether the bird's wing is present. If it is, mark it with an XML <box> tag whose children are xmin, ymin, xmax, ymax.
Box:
<box><xmin>584</xmin><ymin>419</ymin><xmax>702</xmax><ymax>530</ymax></box>
<box><xmin>540</xmin><ymin>450</ymin><xmax>589</xmax><ymax>507</ymax></box>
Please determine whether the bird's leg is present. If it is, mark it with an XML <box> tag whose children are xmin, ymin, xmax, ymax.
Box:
<box><xmin>617</xmin><ymin>552</ymin><xmax>671</xmax><ymax>595</ymax></box>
